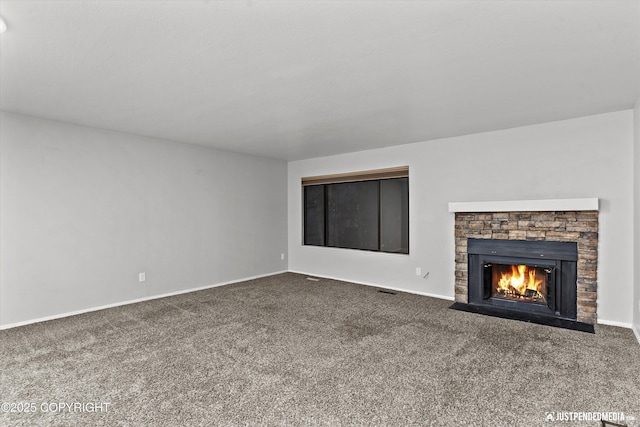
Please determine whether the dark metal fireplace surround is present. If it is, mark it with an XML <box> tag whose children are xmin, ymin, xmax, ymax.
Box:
<box><xmin>451</xmin><ymin>238</ymin><xmax>595</xmax><ymax>333</ymax></box>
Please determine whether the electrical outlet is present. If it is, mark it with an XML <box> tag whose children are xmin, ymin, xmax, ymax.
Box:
<box><xmin>281</xmin><ymin>253</ymin><xmax>285</xmax><ymax>261</ymax></box>
<box><xmin>416</xmin><ymin>267</ymin><xmax>421</xmax><ymax>276</ymax></box>
<box><xmin>139</xmin><ymin>272</ymin><xmax>146</xmax><ymax>283</ymax></box>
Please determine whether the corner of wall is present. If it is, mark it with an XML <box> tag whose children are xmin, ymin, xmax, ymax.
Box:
<box><xmin>634</xmin><ymin>96</ymin><xmax>640</xmax><ymax>343</ymax></box>
<box><xmin>0</xmin><ymin>112</ymin><xmax>4</xmax><ymax>327</ymax></box>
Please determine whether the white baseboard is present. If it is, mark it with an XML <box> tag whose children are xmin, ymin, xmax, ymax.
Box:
<box><xmin>597</xmin><ymin>318</ymin><xmax>633</xmax><ymax>329</ymax></box>
<box><xmin>289</xmin><ymin>271</ymin><xmax>640</xmax><ymax>338</ymax></box>
<box><xmin>288</xmin><ymin>269</ymin><xmax>455</xmax><ymax>301</ymax></box>
<box><xmin>7</xmin><ymin>269</ymin><xmax>635</xmax><ymax>344</ymax></box>
<box><xmin>0</xmin><ymin>270</ymin><xmax>288</xmax><ymax>331</ymax></box>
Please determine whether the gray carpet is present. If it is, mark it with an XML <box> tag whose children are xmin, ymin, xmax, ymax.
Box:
<box><xmin>1</xmin><ymin>272</ymin><xmax>639</xmax><ymax>426</ymax></box>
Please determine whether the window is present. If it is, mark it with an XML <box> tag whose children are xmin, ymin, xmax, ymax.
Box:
<box><xmin>302</xmin><ymin>167</ymin><xmax>409</xmax><ymax>254</ymax></box>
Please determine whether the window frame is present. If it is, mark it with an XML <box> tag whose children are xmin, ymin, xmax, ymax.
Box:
<box><xmin>302</xmin><ymin>166</ymin><xmax>409</xmax><ymax>254</ymax></box>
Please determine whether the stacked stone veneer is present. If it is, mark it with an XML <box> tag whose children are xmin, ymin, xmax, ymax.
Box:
<box><xmin>454</xmin><ymin>211</ymin><xmax>598</xmax><ymax>325</ymax></box>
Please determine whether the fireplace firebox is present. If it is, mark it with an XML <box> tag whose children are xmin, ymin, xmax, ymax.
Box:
<box><xmin>456</xmin><ymin>238</ymin><xmax>593</xmax><ymax>332</ymax></box>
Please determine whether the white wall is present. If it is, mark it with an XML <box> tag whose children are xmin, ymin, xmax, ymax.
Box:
<box><xmin>288</xmin><ymin>110</ymin><xmax>634</xmax><ymax>325</ymax></box>
<box><xmin>634</xmin><ymin>97</ymin><xmax>640</xmax><ymax>337</ymax></box>
<box><xmin>0</xmin><ymin>112</ymin><xmax>288</xmax><ymax>327</ymax></box>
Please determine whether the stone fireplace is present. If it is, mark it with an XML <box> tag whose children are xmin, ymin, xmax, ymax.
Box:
<box><xmin>449</xmin><ymin>199</ymin><xmax>598</xmax><ymax>331</ymax></box>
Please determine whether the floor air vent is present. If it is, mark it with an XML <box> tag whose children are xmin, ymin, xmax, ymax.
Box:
<box><xmin>305</xmin><ymin>277</ymin><xmax>320</xmax><ymax>282</ymax></box>
<box><xmin>378</xmin><ymin>290</ymin><xmax>396</xmax><ymax>295</ymax></box>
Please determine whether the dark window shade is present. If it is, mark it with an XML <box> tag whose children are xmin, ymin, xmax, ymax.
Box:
<box><xmin>326</xmin><ymin>181</ymin><xmax>379</xmax><ymax>250</ymax></box>
<box><xmin>380</xmin><ymin>178</ymin><xmax>409</xmax><ymax>253</ymax></box>
<box><xmin>302</xmin><ymin>168</ymin><xmax>409</xmax><ymax>254</ymax></box>
<box><xmin>304</xmin><ymin>185</ymin><xmax>325</xmax><ymax>246</ymax></box>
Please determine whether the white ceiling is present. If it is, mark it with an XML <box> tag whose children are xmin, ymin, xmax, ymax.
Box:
<box><xmin>1</xmin><ymin>1</ymin><xmax>639</xmax><ymax>161</ymax></box>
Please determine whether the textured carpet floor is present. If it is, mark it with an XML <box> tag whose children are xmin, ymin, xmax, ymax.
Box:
<box><xmin>1</xmin><ymin>272</ymin><xmax>639</xmax><ymax>426</ymax></box>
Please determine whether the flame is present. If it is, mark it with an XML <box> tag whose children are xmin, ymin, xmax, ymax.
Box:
<box><xmin>496</xmin><ymin>265</ymin><xmax>544</xmax><ymax>299</ymax></box>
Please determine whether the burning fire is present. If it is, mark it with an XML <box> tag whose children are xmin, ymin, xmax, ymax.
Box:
<box><xmin>496</xmin><ymin>265</ymin><xmax>544</xmax><ymax>300</ymax></box>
